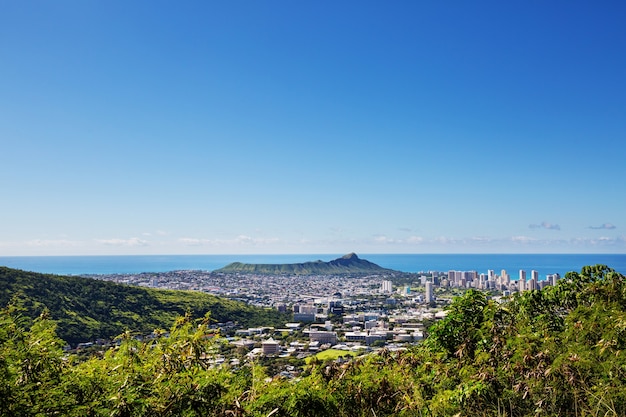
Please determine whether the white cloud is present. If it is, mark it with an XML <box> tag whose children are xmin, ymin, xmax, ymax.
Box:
<box><xmin>178</xmin><ymin>235</ymin><xmax>280</xmax><ymax>247</ymax></box>
<box><xmin>10</xmin><ymin>231</ymin><xmax>622</xmax><ymax>256</ymax></box>
<box><xmin>96</xmin><ymin>237</ymin><xmax>149</xmax><ymax>247</ymax></box>
<box><xmin>433</xmin><ymin>236</ymin><xmax>460</xmax><ymax>245</ymax></box>
<box><xmin>178</xmin><ymin>237</ymin><xmax>206</xmax><ymax>246</ymax></box>
<box><xmin>571</xmin><ymin>236</ymin><xmax>626</xmax><ymax>246</ymax></box>
<box><xmin>511</xmin><ymin>236</ymin><xmax>538</xmax><ymax>243</ymax></box>
<box><xmin>142</xmin><ymin>230</ymin><xmax>169</xmax><ymax>237</ymax></box>
<box><xmin>25</xmin><ymin>239</ymin><xmax>81</xmax><ymax>248</ymax></box>
<box><xmin>589</xmin><ymin>223</ymin><xmax>617</xmax><ymax>230</ymax></box>
<box><xmin>406</xmin><ymin>236</ymin><xmax>424</xmax><ymax>244</ymax></box>
<box><xmin>370</xmin><ymin>235</ymin><xmax>428</xmax><ymax>245</ymax></box>
<box><xmin>173</xmin><ymin>233</ymin><xmax>626</xmax><ymax>254</ymax></box>
<box><xmin>373</xmin><ymin>235</ymin><xmax>396</xmax><ymax>244</ymax></box>
<box><xmin>470</xmin><ymin>236</ymin><xmax>492</xmax><ymax>243</ymax></box>
<box><xmin>529</xmin><ymin>222</ymin><xmax>561</xmax><ymax>231</ymax></box>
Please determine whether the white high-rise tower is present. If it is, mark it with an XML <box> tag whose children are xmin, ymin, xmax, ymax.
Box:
<box><xmin>425</xmin><ymin>281</ymin><xmax>434</xmax><ymax>303</ymax></box>
<box><xmin>519</xmin><ymin>270</ymin><xmax>527</xmax><ymax>292</ymax></box>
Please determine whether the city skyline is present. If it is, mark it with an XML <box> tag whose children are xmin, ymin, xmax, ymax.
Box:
<box><xmin>1</xmin><ymin>2</ymin><xmax>625</xmax><ymax>256</ymax></box>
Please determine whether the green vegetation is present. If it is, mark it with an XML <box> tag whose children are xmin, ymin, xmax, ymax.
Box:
<box><xmin>0</xmin><ymin>266</ymin><xmax>288</xmax><ymax>346</ymax></box>
<box><xmin>216</xmin><ymin>252</ymin><xmax>395</xmax><ymax>275</ymax></box>
<box><xmin>2</xmin><ymin>264</ymin><xmax>626</xmax><ymax>416</ymax></box>
<box><xmin>305</xmin><ymin>348</ymin><xmax>359</xmax><ymax>364</ymax></box>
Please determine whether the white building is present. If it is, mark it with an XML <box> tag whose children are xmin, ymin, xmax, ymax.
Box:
<box><xmin>425</xmin><ymin>281</ymin><xmax>434</xmax><ymax>303</ymax></box>
<box><xmin>299</xmin><ymin>304</ymin><xmax>317</xmax><ymax>314</ymax></box>
<box><xmin>262</xmin><ymin>338</ymin><xmax>280</xmax><ymax>355</ymax></box>
<box><xmin>519</xmin><ymin>270</ymin><xmax>527</xmax><ymax>292</ymax></box>
<box><xmin>308</xmin><ymin>330</ymin><xmax>338</xmax><ymax>345</ymax></box>
<box><xmin>548</xmin><ymin>273</ymin><xmax>560</xmax><ymax>286</ymax></box>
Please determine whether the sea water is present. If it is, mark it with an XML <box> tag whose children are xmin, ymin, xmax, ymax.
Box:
<box><xmin>1</xmin><ymin>254</ymin><xmax>625</xmax><ymax>280</ymax></box>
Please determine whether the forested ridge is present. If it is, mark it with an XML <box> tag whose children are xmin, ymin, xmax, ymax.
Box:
<box><xmin>2</xmin><ymin>264</ymin><xmax>626</xmax><ymax>416</ymax></box>
<box><xmin>0</xmin><ymin>266</ymin><xmax>287</xmax><ymax>345</ymax></box>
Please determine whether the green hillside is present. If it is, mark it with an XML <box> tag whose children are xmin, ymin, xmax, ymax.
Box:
<box><xmin>216</xmin><ymin>252</ymin><xmax>395</xmax><ymax>274</ymax></box>
<box><xmin>0</xmin><ymin>266</ymin><xmax>287</xmax><ymax>345</ymax></box>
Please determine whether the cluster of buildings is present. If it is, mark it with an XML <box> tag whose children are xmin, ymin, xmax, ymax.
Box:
<box><xmin>232</xmin><ymin>305</ymin><xmax>430</xmax><ymax>360</ymax></box>
<box><xmin>226</xmin><ymin>268</ymin><xmax>563</xmax><ymax>358</ymax></box>
<box><xmin>90</xmin><ymin>270</ymin><xmax>386</xmax><ymax>308</ymax></box>
<box><xmin>87</xmin><ymin>266</ymin><xmax>562</xmax><ymax>365</ymax></box>
<box><xmin>378</xmin><ymin>268</ymin><xmax>561</xmax><ymax>303</ymax></box>
<box><xmin>422</xmin><ymin>269</ymin><xmax>561</xmax><ymax>295</ymax></box>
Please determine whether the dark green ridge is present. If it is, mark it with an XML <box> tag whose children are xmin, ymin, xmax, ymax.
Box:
<box><xmin>0</xmin><ymin>266</ymin><xmax>288</xmax><ymax>346</ymax></box>
<box><xmin>215</xmin><ymin>252</ymin><xmax>397</xmax><ymax>275</ymax></box>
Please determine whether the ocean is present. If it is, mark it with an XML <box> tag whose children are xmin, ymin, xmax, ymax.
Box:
<box><xmin>1</xmin><ymin>254</ymin><xmax>625</xmax><ymax>280</ymax></box>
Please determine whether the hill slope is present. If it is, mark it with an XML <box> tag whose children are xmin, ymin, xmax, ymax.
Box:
<box><xmin>216</xmin><ymin>253</ymin><xmax>395</xmax><ymax>274</ymax></box>
<box><xmin>0</xmin><ymin>266</ymin><xmax>287</xmax><ymax>345</ymax></box>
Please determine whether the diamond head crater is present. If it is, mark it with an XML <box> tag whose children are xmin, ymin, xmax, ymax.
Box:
<box><xmin>215</xmin><ymin>252</ymin><xmax>396</xmax><ymax>274</ymax></box>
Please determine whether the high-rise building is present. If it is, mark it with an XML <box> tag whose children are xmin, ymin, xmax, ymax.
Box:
<box><xmin>549</xmin><ymin>273</ymin><xmax>560</xmax><ymax>286</ymax></box>
<box><xmin>425</xmin><ymin>282</ymin><xmax>434</xmax><ymax>303</ymax></box>
<box><xmin>381</xmin><ymin>280</ymin><xmax>393</xmax><ymax>293</ymax></box>
<box><xmin>479</xmin><ymin>274</ymin><xmax>487</xmax><ymax>289</ymax></box>
<box><xmin>519</xmin><ymin>270</ymin><xmax>527</xmax><ymax>292</ymax></box>
<box><xmin>448</xmin><ymin>271</ymin><xmax>457</xmax><ymax>285</ymax></box>
<box><xmin>501</xmin><ymin>270</ymin><xmax>510</xmax><ymax>286</ymax></box>
<box><xmin>531</xmin><ymin>270</ymin><xmax>539</xmax><ymax>282</ymax></box>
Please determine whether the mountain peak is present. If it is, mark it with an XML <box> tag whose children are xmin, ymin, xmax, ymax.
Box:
<box><xmin>217</xmin><ymin>253</ymin><xmax>394</xmax><ymax>275</ymax></box>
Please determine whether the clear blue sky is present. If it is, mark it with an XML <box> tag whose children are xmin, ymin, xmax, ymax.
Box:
<box><xmin>1</xmin><ymin>1</ymin><xmax>625</xmax><ymax>255</ymax></box>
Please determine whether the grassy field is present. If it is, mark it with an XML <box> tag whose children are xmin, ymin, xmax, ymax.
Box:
<box><xmin>305</xmin><ymin>348</ymin><xmax>359</xmax><ymax>364</ymax></box>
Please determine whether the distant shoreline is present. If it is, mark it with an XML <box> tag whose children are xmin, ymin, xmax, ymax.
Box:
<box><xmin>1</xmin><ymin>253</ymin><xmax>625</xmax><ymax>278</ymax></box>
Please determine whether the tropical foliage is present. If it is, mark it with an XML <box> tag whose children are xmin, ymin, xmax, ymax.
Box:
<box><xmin>1</xmin><ymin>265</ymin><xmax>626</xmax><ymax>416</ymax></box>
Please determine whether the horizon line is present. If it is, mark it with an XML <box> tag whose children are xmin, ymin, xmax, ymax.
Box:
<box><xmin>1</xmin><ymin>252</ymin><xmax>625</xmax><ymax>258</ymax></box>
